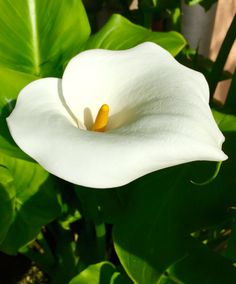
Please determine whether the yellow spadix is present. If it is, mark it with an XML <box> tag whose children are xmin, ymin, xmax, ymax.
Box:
<box><xmin>92</xmin><ymin>104</ymin><xmax>109</xmax><ymax>132</ymax></box>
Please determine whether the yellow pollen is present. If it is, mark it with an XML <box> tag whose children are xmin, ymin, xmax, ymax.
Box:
<box><xmin>92</xmin><ymin>104</ymin><xmax>109</xmax><ymax>132</ymax></box>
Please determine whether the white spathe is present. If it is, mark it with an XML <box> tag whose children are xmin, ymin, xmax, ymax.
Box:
<box><xmin>7</xmin><ymin>42</ymin><xmax>227</xmax><ymax>188</ymax></box>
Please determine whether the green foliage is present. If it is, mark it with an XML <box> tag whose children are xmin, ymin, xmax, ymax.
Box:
<box><xmin>0</xmin><ymin>67</ymin><xmax>37</xmax><ymax>111</ymax></box>
<box><xmin>0</xmin><ymin>0</ymin><xmax>236</xmax><ymax>283</ymax></box>
<box><xmin>82</xmin><ymin>14</ymin><xmax>186</xmax><ymax>56</ymax></box>
<box><xmin>113</xmin><ymin>161</ymin><xmax>236</xmax><ymax>283</ymax></box>
<box><xmin>212</xmin><ymin>109</ymin><xmax>236</xmax><ymax>132</ymax></box>
<box><xmin>0</xmin><ymin>0</ymin><xmax>91</xmax><ymax>160</ymax></box>
<box><xmin>0</xmin><ymin>0</ymin><xmax>90</xmax><ymax>77</ymax></box>
<box><xmin>0</xmin><ymin>166</ymin><xmax>15</xmax><ymax>244</ymax></box>
<box><xmin>0</xmin><ymin>154</ymin><xmax>62</xmax><ymax>254</ymax></box>
<box><xmin>167</xmin><ymin>239</ymin><xmax>236</xmax><ymax>284</ymax></box>
<box><xmin>69</xmin><ymin>261</ymin><xmax>132</xmax><ymax>284</ymax></box>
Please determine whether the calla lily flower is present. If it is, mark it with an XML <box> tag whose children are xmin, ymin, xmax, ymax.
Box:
<box><xmin>7</xmin><ymin>42</ymin><xmax>227</xmax><ymax>188</ymax></box>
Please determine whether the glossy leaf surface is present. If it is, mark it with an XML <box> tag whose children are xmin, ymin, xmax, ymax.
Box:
<box><xmin>0</xmin><ymin>0</ymin><xmax>90</xmax><ymax>76</ymax></box>
<box><xmin>82</xmin><ymin>14</ymin><xmax>186</xmax><ymax>56</ymax></box>
<box><xmin>0</xmin><ymin>154</ymin><xmax>62</xmax><ymax>254</ymax></box>
<box><xmin>69</xmin><ymin>262</ymin><xmax>132</xmax><ymax>284</ymax></box>
<box><xmin>113</xmin><ymin>160</ymin><xmax>236</xmax><ymax>283</ymax></box>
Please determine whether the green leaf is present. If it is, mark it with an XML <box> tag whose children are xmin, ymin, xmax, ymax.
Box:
<box><xmin>0</xmin><ymin>0</ymin><xmax>90</xmax><ymax>156</ymax></box>
<box><xmin>113</xmin><ymin>167</ymin><xmax>187</xmax><ymax>283</ymax></box>
<box><xmin>212</xmin><ymin>109</ymin><xmax>236</xmax><ymax>132</ymax></box>
<box><xmin>0</xmin><ymin>132</ymin><xmax>31</xmax><ymax>161</ymax></box>
<box><xmin>167</xmin><ymin>239</ymin><xmax>236</xmax><ymax>284</ymax></box>
<box><xmin>0</xmin><ymin>67</ymin><xmax>38</xmax><ymax>111</ymax></box>
<box><xmin>69</xmin><ymin>262</ymin><xmax>115</xmax><ymax>284</ymax></box>
<box><xmin>0</xmin><ymin>110</ymin><xmax>33</xmax><ymax>161</ymax></box>
<box><xmin>75</xmin><ymin>186</ymin><xmax>124</xmax><ymax>225</ymax></box>
<box><xmin>48</xmin><ymin>224</ymin><xmax>80</xmax><ymax>284</ymax></box>
<box><xmin>0</xmin><ymin>154</ymin><xmax>62</xmax><ymax>254</ymax></box>
<box><xmin>0</xmin><ymin>0</ymin><xmax>90</xmax><ymax>77</ymax></box>
<box><xmin>69</xmin><ymin>262</ymin><xmax>131</xmax><ymax>284</ymax></box>
<box><xmin>0</xmin><ymin>166</ymin><xmax>15</xmax><ymax>243</ymax></box>
<box><xmin>59</xmin><ymin>209</ymin><xmax>82</xmax><ymax>231</ymax></box>
<box><xmin>82</xmin><ymin>14</ymin><xmax>186</xmax><ymax>56</ymax></box>
<box><xmin>113</xmin><ymin>161</ymin><xmax>236</xmax><ymax>283</ymax></box>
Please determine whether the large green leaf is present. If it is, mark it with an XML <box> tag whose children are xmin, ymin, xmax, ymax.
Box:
<box><xmin>167</xmin><ymin>239</ymin><xmax>236</xmax><ymax>284</ymax></box>
<box><xmin>113</xmin><ymin>160</ymin><xmax>236</xmax><ymax>283</ymax></box>
<box><xmin>0</xmin><ymin>132</ymin><xmax>31</xmax><ymax>161</ymax></box>
<box><xmin>0</xmin><ymin>67</ymin><xmax>37</xmax><ymax>110</ymax></box>
<box><xmin>82</xmin><ymin>14</ymin><xmax>186</xmax><ymax>56</ymax></box>
<box><xmin>69</xmin><ymin>262</ymin><xmax>132</xmax><ymax>284</ymax></box>
<box><xmin>0</xmin><ymin>0</ymin><xmax>90</xmax><ymax>159</ymax></box>
<box><xmin>0</xmin><ymin>0</ymin><xmax>90</xmax><ymax>76</ymax></box>
<box><xmin>0</xmin><ymin>154</ymin><xmax>62</xmax><ymax>254</ymax></box>
<box><xmin>0</xmin><ymin>166</ymin><xmax>15</xmax><ymax>244</ymax></box>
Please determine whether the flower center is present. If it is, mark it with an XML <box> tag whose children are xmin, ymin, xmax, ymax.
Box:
<box><xmin>92</xmin><ymin>104</ymin><xmax>109</xmax><ymax>132</ymax></box>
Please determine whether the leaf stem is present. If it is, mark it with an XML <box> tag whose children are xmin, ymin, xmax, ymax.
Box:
<box><xmin>94</xmin><ymin>221</ymin><xmax>106</xmax><ymax>261</ymax></box>
<box><xmin>190</xmin><ymin>161</ymin><xmax>222</xmax><ymax>186</ymax></box>
<box><xmin>167</xmin><ymin>274</ymin><xmax>185</xmax><ymax>284</ymax></box>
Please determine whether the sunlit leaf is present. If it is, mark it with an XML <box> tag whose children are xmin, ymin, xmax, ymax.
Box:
<box><xmin>0</xmin><ymin>0</ymin><xmax>90</xmax><ymax>76</ymax></box>
<box><xmin>212</xmin><ymin>109</ymin><xmax>236</xmax><ymax>132</ymax></box>
<box><xmin>82</xmin><ymin>14</ymin><xmax>186</xmax><ymax>56</ymax></box>
<box><xmin>69</xmin><ymin>262</ymin><xmax>132</xmax><ymax>284</ymax></box>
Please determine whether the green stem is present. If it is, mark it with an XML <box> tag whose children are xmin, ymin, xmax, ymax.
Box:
<box><xmin>208</xmin><ymin>13</ymin><xmax>236</xmax><ymax>97</ymax></box>
<box><xmin>143</xmin><ymin>10</ymin><xmax>153</xmax><ymax>29</ymax></box>
<box><xmin>190</xmin><ymin>161</ymin><xmax>222</xmax><ymax>186</ymax></box>
<box><xmin>167</xmin><ymin>274</ymin><xmax>185</xmax><ymax>284</ymax></box>
<box><xmin>158</xmin><ymin>272</ymin><xmax>184</xmax><ymax>284</ymax></box>
<box><xmin>95</xmin><ymin>221</ymin><xmax>106</xmax><ymax>261</ymax></box>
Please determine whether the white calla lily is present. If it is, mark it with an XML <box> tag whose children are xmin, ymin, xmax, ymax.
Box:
<box><xmin>7</xmin><ymin>42</ymin><xmax>227</xmax><ymax>188</ymax></box>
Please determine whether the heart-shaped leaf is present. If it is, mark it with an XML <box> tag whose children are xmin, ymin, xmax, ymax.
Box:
<box><xmin>82</xmin><ymin>14</ymin><xmax>186</xmax><ymax>56</ymax></box>
<box><xmin>113</xmin><ymin>160</ymin><xmax>236</xmax><ymax>283</ymax></box>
